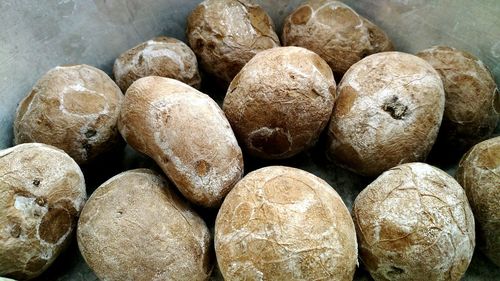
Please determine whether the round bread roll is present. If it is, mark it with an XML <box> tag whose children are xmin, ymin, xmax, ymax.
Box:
<box><xmin>223</xmin><ymin>46</ymin><xmax>336</xmax><ymax>159</ymax></box>
<box><xmin>118</xmin><ymin>77</ymin><xmax>243</xmax><ymax>207</ymax></box>
<box><xmin>77</xmin><ymin>169</ymin><xmax>212</xmax><ymax>281</ymax></box>
<box><xmin>186</xmin><ymin>0</ymin><xmax>280</xmax><ymax>83</ymax></box>
<box><xmin>0</xmin><ymin>143</ymin><xmax>86</xmax><ymax>280</ymax></box>
<box><xmin>215</xmin><ymin>166</ymin><xmax>357</xmax><ymax>280</ymax></box>
<box><xmin>282</xmin><ymin>0</ymin><xmax>393</xmax><ymax>79</ymax></box>
<box><xmin>14</xmin><ymin>64</ymin><xmax>124</xmax><ymax>164</ymax></box>
<box><xmin>113</xmin><ymin>36</ymin><xmax>201</xmax><ymax>92</ymax></box>
<box><xmin>416</xmin><ymin>46</ymin><xmax>499</xmax><ymax>153</ymax></box>
<box><xmin>353</xmin><ymin>162</ymin><xmax>475</xmax><ymax>281</ymax></box>
<box><xmin>456</xmin><ymin>136</ymin><xmax>500</xmax><ymax>266</ymax></box>
<box><xmin>326</xmin><ymin>52</ymin><xmax>445</xmax><ymax>176</ymax></box>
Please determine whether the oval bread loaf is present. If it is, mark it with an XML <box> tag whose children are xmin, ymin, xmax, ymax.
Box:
<box><xmin>417</xmin><ymin>46</ymin><xmax>499</xmax><ymax>154</ymax></box>
<box><xmin>14</xmin><ymin>64</ymin><xmax>123</xmax><ymax>164</ymax></box>
<box><xmin>456</xmin><ymin>136</ymin><xmax>500</xmax><ymax>266</ymax></box>
<box><xmin>0</xmin><ymin>143</ymin><xmax>86</xmax><ymax>280</ymax></box>
<box><xmin>353</xmin><ymin>162</ymin><xmax>475</xmax><ymax>281</ymax></box>
<box><xmin>215</xmin><ymin>166</ymin><xmax>357</xmax><ymax>280</ymax></box>
<box><xmin>113</xmin><ymin>36</ymin><xmax>201</xmax><ymax>92</ymax></box>
<box><xmin>223</xmin><ymin>46</ymin><xmax>336</xmax><ymax>159</ymax></box>
<box><xmin>118</xmin><ymin>76</ymin><xmax>243</xmax><ymax>207</ymax></box>
<box><xmin>187</xmin><ymin>0</ymin><xmax>280</xmax><ymax>83</ymax></box>
<box><xmin>282</xmin><ymin>0</ymin><xmax>393</xmax><ymax>78</ymax></box>
<box><xmin>327</xmin><ymin>52</ymin><xmax>445</xmax><ymax>176</ymax></box>
<box><xmin>77</xmin><ymin>169</ymin><xmax>212</xmax><ymax>281</ymax></box>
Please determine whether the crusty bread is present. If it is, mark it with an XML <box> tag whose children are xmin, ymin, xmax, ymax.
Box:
<box><xmin>353</xmin><ymin>162</ymin><xmax>475</xmax><ymax>281</ymax></box>
<box><xmin>223</xmin><ymin>46</ymin><xmax>336</xmax><ymax>159</ymax></box>
<box><xmin>118</xmin><ymin>76</ymin><xmax>243</xmax><ymax>207</ymax></box>
<box><xmin>215</xmin><ymin>166</ymin><xmax>357</xmax><ymax>280</ymax></box>
<box><xmin>327</xmin><ymin>52</ymin><xmax>445</xmax><ymax>176</ymax></box>
<box><xmin>417</xmin><ymin>46</ymin><xmax>499</xmax><ymax>154</ymax></box>
<box><xmin>186</xmin><ymin>0</ymin><xmax>280</xmax><ymax>83</ymax></box>
<box><xmin>456</xmin><ymin>136</ymin><xmax>500</xmax><ymax>266</ymax></box>
<box><xmin>113</xmin><ymin>36</ymin><xmax>201</xmax><ymax>92</ymax></box>
<box><xmin>77</xmin><ymin>169</ymin><xmax>212</xmax><ymax>281</ymax></box>
<box><xmin>282</xmin><ymin>0</ymin><xmax>393</xmax><ymax>79</ymax></box>
<box><xmin>14</xmin><ymin>64</ymin><xmax>123</xmax><ymax>164</ymax></box>
<box><xmin>0</xmin><ymin>143</ymin><xmax>86</xmax><ymax>280</ymax></box>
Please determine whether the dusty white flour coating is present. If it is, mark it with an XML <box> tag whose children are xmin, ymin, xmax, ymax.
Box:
<box><xmin>0</xmin><ymin>143</ymin><xmax>86</xmax><ymax>280</ymax></box>
<box><xmin>215</xmin><ymin>166</ymin><xmax>357</xmax><ymax>281</ymax></box>
<box><xmin>118</xmin><ymin>77</ymin><xmax>243</xmax><ymax>207</ymax></box>
<box><xmin>77</xmin><ymin>169</ymin><xmax>212</xmax><ymax>281</ymax></box>
<box><xmin>353</xmin><ymin>162</ymin><xmax>475</xmax><ymax>281</ymax></box>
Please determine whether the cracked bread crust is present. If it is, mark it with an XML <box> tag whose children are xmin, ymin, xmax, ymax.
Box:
<box><xmin>215</xmin><ymin>166</ymin><xmax>357</xmax><ymax>281</ymax></box>
<box><xmin>327</xmin><ymin>52</ymin><xmax>445</xmax><ymax>177</ymax></box>
<box><xmin>223</xmin><ymin>46</ymin><xmax>336</xmax><ymax>159</ymax></box>
<box><xmin>0</xmin><ymin>143</ymin><xmax>86</xmax><ymax>280</ymax></box>
<box><xmin>353</xmin><ymin>162</ymin><xmax>475</xmax><ymax>281</ymax></box>
<box><xmin>456</xmin><ymin>136</ymin><xmax>500</xmax><ymax>266</ymax></box>
<box><xmin>186</xmin><ymin>0</ymin><xmax>280</xmax><ymax>83</ymax></box>
<box><xmin>282</xmin><ymin>0</ymin><xmax>393</xmax><ymax>79</ymax></box>
<box><xmin>77</xmin><ymin>169</ymin><xmax>212</xmax><ymax>281</ymax></box>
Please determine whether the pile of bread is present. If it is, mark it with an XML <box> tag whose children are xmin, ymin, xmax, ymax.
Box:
<box><xmin>1</xmin><ymin>1</ymin><xmax>498</xmax><ymax>280</ymax></box>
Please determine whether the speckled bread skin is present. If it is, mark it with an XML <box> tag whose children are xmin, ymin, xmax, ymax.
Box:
<box><xmin>14</xmin><ymin>64</ymin><xmax>124</xmax><ymax>164</ymax></box>
<box><xmin>223</xmin><ymin>46</ymin><xmax>336</xmax><ymax>159</ymax></box>
<box><xmin>353</xmin><ymin>163</ymin><xmax>475</xmax><ymax>281</ymax></box>
<box><xmin>327</xmin><ymin>52</ymin><xmax>445</xmax><ymax>177</ymax></box>
<box><xmin>456</xmin><ymin>136</ymin><xmax>500</xmax><ymax>266</ymax></box>
<box><xmin>416</xmin><ymin>46</ymin><xmax>500</xmax><ymax>153</ymax></box>
<box><xmin>77</xmin><ymin>169</ymin><xmax>212</xmax><ymax>281</ymax></box>
<box><xmin>118</xmin><ymin>76</ymin><xmax>243</xmax><ymax>207</ymax></box>
<box><xmin>113</xmin><ymin>36</ymin><xmax>201</xmax><ymax>92</ymax></box>
<box><xmin>186</xmin><ymin>0</ymin><xmax>280</xmax><ymax>83</ymax></box>
<box><xmin>215</xmin><ymin>166</ymin><xmax>357</xmax><ymax>281</ymax></box>
<box><xmin>0</xmin><ymin>143</ymin><xmax>86</xmax><ymax>280</ymax></box>
<box><xmin>282</xmin><ymin>0</ymin><xmax>393</xmax><ymax>79</ymax></box>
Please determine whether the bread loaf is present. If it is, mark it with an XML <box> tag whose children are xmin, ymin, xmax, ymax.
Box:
<box><xmin>118</xmin><ymin>77</ymin><xmax>243</xmax><ymax>207</ymax></box>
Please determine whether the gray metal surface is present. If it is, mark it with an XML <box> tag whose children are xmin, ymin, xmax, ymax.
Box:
<box><xmin>0</xmin><ymin>0</ymin><xmax>499</xmax><ymax>280</ymax></box>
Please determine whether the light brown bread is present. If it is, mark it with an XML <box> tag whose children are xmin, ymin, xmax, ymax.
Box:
<box><xmin>186</xmin><ymin>0</ymin><xmax>280</xmax><ymax>83</ymax></box>
<box><xmin>223</xmin><ymin>46</ymin><xmax>336</xmax><ymax>159</ymax></box>
<box><xmin>417</xmin><ymin>46</ymin><xmax>499</xmax><ymax>153</ymax></box>
<box><xmin>77</xmin><ymin>169</ymin><xmax>212</xmax><ymax>281</ymax></box>
<box><xmin>113</xmin><ymin>36</ymin><xmax>201</xmax><ymax>92</ymax></box>
<box><xmin>14</xmin><ymin>64</ymin><xmax>123</xmax><ymax>164</ymax></box>
<box><xmin>353</xmin><ymin>162</ymin><xmax>475</xmax><ymax>281</ymax></box>
<box><xmin>118</xmin><ymin>77</ymin><xmax>243</xmax><ymax>207</ymax></box>
<box><xmin>327</xmin><ymin>52</ymin><xmax>445</xmax><ymax>176</ymax></box>
<box><xmin>215</xmin><ymin>166</ymin><xmax>357</xmax><ymax>281</ymax></box>
<box><xmin>456</xmin><ymin>136</ymin><xmax>500</xmax><ymax>266</ymax></box>
<box><xmin>282</xmin><ymin>0</ymin><xmax>393</xmax><ymax>79</ymax></box>
<box><xmin>0</xmin><ymin>143</ymin><xmax>86</xmax><ymax>280</ymax></box>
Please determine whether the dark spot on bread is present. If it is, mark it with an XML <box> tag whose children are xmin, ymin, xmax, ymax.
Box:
<box><xmin>382</xmin><ymin>96</ymin><xmax>408</xmax><ymax>120</ymax></box>
<box><xmin>26</xmin><ymin>256</ymin><xmax>47</xmax><ymax>272</ymax></box>
<box><xmin>249</xmin><ymin>127</ymin><xmax>291</xmax><ymax>156</ymax></box>
<box><xmin>33</xmin><ymin>179</ymin><xmax>40</xmax><ymax>187</ymax></box>
<box><xmin>38</xmin><ymin>207</ymin><xmax>71</xmax><ymax>244</ymax></box>
<box><xmin>85</xmin><ymin>129</ymin><xmax>97</xmax><ymax>138</ymax></box>
<box><xmin>195</xmin><ymin>160</ymin><xmax>210</xmax><ymax>176</ymax></box>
